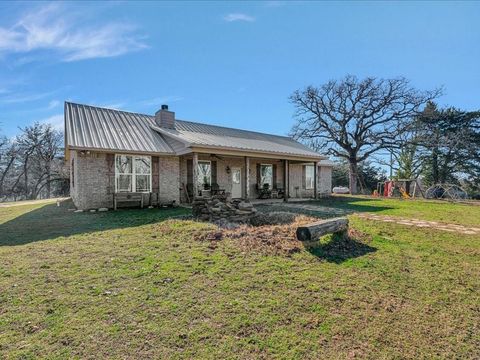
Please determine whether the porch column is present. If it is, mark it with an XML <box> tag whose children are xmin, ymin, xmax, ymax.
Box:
<box><xmin>192</xmin><ymin>152</ymin><xmax>198</xmax><ymax>198</ymax></box>
<box><xmin>244</xmin><ymin>156</ymin><xmax>250</xmax><ymax>199</ymax></box>
<box><xmin>284</xmin><ymin>159</ymin><xmax>289</xmax><ymax>202</ymax></box>
<box><xmin>314</xmin><ymin>162</ymin><xmax>318</xmax><ymax>199</ymax></box>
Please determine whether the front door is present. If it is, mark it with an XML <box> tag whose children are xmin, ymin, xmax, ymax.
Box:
<box><xmin>231</xmin><ymin>167</ymin><xmax>242</xmax><ymax>198</ymax></box>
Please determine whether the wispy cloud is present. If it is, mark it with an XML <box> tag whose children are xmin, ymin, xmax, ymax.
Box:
<box><xmin>0</xmin><ymin>90</ymin><xmax>55</xmax><ymax>104</ymax></box>
<box><xmin>96</xmin><ymin>102</ymin><xmax>125</xmax><ymax>110</ymax></box>
<box><xmin>223</xmin><ymin>13</ymin><xmax>255</xmax><ymax>23</ymax></box>
<box><xmin>39</xmin><ymin>113</ymin><xmax>64</xmax><ymax>131</ymax></box>
<box><xmin>47</xmin><ymin>99</ymin><xmax>61</xmax><ymax>109</ymax></box>
<box><xmin>139</xmin><ymin>96</ymin><xmax>184</xmax><ymax>107</ymax></box>
<box><xmin>0</xmin><ymin>3</ymin><xmax>148</xmax><ymax>62</ymax></box>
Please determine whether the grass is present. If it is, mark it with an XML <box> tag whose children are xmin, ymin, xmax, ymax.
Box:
<box><xmin>1</xmin><ymin>197</ymin><xmax>479</xmax><ymax>359</ymax></box>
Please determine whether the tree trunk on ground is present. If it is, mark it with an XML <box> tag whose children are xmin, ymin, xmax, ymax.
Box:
<box><xmin>296</xmin><ymin>217</ymin><xmax>349</xmax><ymax>241</ymax></box>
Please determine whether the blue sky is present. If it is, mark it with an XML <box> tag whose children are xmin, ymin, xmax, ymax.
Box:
<box><xmin>0</xmin><ymin>1</ymin><xmax>479</xmax><ymax>138</ymax></box>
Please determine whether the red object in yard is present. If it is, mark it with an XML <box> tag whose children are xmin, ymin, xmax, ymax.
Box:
<box><xmin>384</xmin><ymin>181</ymin><xmax>394</xmax><ymax>197</ymax></box>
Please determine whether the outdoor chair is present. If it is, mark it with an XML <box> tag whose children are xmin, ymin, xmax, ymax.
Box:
<box><xmin>211</xmin><ymin>183</ymin><xmax>226</xmax><ymax>196</ymax></box>
<box><xmin>257</xmin><ymin>183</ymin><xmax>272</xmax><ymax>199</ymax></box>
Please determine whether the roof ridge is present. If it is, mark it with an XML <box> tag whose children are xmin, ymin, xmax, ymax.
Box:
<box><xmin>65</xmin><ymin>101</ymin><xmax>294</xmax><ymax>140</ymax></box>
<box><xmin>65</xmin><ymin>101</ymin><xmax>153</xmax><ymax>118</ymax></box>
<box><xmin>174</xmin><ymin>119</ymin><xmax>294</xmax><ymax>140</ymax></box>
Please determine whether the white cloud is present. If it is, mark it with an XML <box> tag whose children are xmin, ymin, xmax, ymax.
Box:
<box><xmin>223</xmin><ymin>13</ymin><xmax>255</xmax><ymax>23</ymax></box>
<box><xmin>39</xmin><ymin>114</ymin><xmax>64</xmax><ymax>131</ymax></box>
<box><xmin>0</xmin><ymin>3</ymin><xmax>148</xmax><ymax>62</ymax></box>
<box><xmin>96</xmin><ymin>102</ymin><xmax>125</xmax><ymax>110</ymax></box>
<box><xmin>139</xmin><ymin>96</ymin><xmax>184</xmax><ymax>107</ymax></box>
<box><xmin>0</xmin><ymin>90</ymin><xmax>55</xmax><ymax>104</ymax></box>
<box><xmin>47</xmin><ymin>99</ymin><xmax>61</xmax><ymax>109</ymax></box>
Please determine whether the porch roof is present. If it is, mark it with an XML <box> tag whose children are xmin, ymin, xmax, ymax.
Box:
<box><xmin>153</xmin><ymin>121</ymin><xmax>324</xmax><ymax>160</ymax></box>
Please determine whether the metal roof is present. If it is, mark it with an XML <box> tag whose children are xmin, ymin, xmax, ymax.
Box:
<box><xmin>65</xmin><ymin>102</ymin><xmax>174</xmax><ymax>154</ymax></box>
<box><xmin>158</xmin><ymin>120</ymin><xmax>323</xmax><ymax>158</ymax></box>
<box><xmin>65</xmin><ymin>102</ymin><xmax>324</xmax><ymax>159</ymax></box>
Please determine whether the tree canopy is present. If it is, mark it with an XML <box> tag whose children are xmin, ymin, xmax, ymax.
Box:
<box><xmin>290</xmin><ymin>75</ymin><xmax>440</xmax><ymax>194</ymax></box>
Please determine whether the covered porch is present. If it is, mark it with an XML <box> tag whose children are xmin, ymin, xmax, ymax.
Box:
<box><xmin>179</xmin><ymin>151</ymin><xmax>331</xmax><ymax>203</ymax></box>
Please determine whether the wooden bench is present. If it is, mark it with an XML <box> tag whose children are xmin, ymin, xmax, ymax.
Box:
<box><xmin>296</xmin><ymin>217</ymin><xmax>349</xmax><ymax>241</ymax></box>
<box><xmin>113</xmin><ymin>192</ymin><xmax>144</xmax><ymax>210</ymax></box>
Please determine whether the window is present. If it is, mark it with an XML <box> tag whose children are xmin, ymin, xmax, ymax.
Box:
<box><xmin>115</xmin><ymin>154</ymin><xmax>151</xmax><ymax>193</ymax></box>
<box><xmin>305</xmin><ymin>164</ymin><xmax>315</xmax><ymax>190</ymax></box>
<box><xmin>232</xmin><ymin>169</ymin><xmax>241</xmax><ymax>184</ymax></box>
<box><xmin>197</xmin><ymin>160</ymin><xmax>211</xmax><ymax>190</ymax></box>
<box><xmin>260</xmin><ymin>164</ymin><xmax>273</xmax><ymax>187</ymax></box>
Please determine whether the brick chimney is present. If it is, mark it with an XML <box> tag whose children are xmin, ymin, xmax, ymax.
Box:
<box><xmin>155</xmin><ymin>104</ymin><xmax>175</xmax><ymax>129</ymax></box>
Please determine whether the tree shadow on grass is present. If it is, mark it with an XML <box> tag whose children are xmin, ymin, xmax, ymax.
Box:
<box><xmin>303</xmin><ymin>195</ymin><xmax>394</xmax><ymax>213</ymax></box>
<box><xmin>304</xmin><ymin>232</ymin><xmax>377</xmax><ymax>263</ymax></box>
<box><xmin>0</xmin><ymin>199</ymin><xmax>190</xmax><ymax>247</ymax></box>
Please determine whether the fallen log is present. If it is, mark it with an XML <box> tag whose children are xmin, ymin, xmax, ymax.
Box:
<box><xmin>296</xmin><ymin>217</ymin><xmax>349</xmax><ymax>241</ymax></box>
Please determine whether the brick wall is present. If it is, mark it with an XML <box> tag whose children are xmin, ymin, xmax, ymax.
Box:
<box><xmin>288</xmin><ymin>163</ymin><xmax>315</xmax><ymax>198</ymax></box>
<box><xmin>70</xmin><ymin>150</ymin><xmax>111</xmax><ymax>210</ymax></box>
<box><xmin>158</xmin><ymin>156</ymin><xmax>180</xmax><ymax>204</ymax></box>
<box><xmin>177</xmin><ymin>155</ymin><xmax>333</xmax><ymax>202</ymax></box>
<box><xmin>70</xmin><ymin>151</ymin><xmax>181</xmax><ymax>210</ymax></box>
<box><xmin>319</xmin><ymin>165</ymin><xmax>332</xmax><ymax>195</ymax></box>
<box><xmin>248</xmin><ymin>158</ymin><xmax>284</xmax><ymax>198</ymax></box>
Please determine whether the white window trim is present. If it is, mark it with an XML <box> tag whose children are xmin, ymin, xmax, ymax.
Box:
<box><xmin>305</xmin><ymin>164</ymin><xmax>315</xmax><ymax>190</ymax></box>
<box><xmin>115</xmin><ymin>154</ymin><xmax>152</xmax><ymax>193</ymax></box>
<box><xmin>260</xmin><ymin>163</ymin><xmax>273</xmax><ymax>186</ymax></box>
<box><xmin>197</xmin><ymin>160</ymin><xmax>212</xmax><ymax>187</ymax></box>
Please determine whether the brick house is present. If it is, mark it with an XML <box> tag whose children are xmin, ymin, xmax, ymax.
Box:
<box><xmin>65</xmin><ymin>102</ymin><xmax>333</xmax><ymax>210</ymax></box>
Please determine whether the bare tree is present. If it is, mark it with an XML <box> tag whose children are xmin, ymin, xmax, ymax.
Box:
<box><xmin>3</xmin><ymin>123</ymin><xmax>67</xmax><ymax>201</ymax></box>
<box><xmin>0</xmin><ymin>137</ymin><xmax>19</xmax><ymax>198</ymax></box>
<box><xmin>290</xmin><ymin>75</ymin><xmax>440</xmax><ymax>194</ymax></box>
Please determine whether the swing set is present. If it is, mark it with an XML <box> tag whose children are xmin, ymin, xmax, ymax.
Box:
<box><xmin>374</xmin><ymin>178</ymin><xmax>425</xmax><ymax>199</ymax></box>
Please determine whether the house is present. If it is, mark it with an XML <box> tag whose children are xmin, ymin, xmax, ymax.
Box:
<box><xmin>64</xmin><ymin>102</ymin><xmax>333</xmax><ymax>210</ymax></box>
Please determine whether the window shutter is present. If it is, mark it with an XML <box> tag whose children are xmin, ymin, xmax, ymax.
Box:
<box><xmin>272</xmin><ymin>164</ymin><xmax>277</xmax><ymax>189</ymax></box>
<box><xmin>256</xmin><ymin>163</ymin><xmax>261</xmax><ymax>187</ymax></box>
<box><xmin>106</xmin><ymin>154</ymin><xmax>114</xmax><ymax>194</ymax></box>
<box><xmin>211</xmin><ymin>161</ymin><xmax>217</xmax><ymax>185</ymax></box>
<box><xmin>152</xmin><ymin>156</ymin><xmax>159</xmax><ymax>194</ymax></box>
<box><xmin>302</xmin><ymin>165</ymin><xmax>306</xmax><ymax>189</ymax></box>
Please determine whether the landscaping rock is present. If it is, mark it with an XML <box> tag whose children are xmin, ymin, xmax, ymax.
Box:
<box><xmin>238</xmin><ymin>201</ymin><xmax>253</xmax><ymax>210</ymax></box>
<box><xmin>192</xmin><ymin>196</ymin><xmax>256</xmax><ymax>223</ymax></box>
<box><xmin>98</xmin><ymin>208</ymin><xmax>108</xmax><ymax>212</ymax></box>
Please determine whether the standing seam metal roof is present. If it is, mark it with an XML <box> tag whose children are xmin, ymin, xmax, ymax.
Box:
<box><xmin>65</xmin><ymin>102</ymin><xmax>174</xmax><ymax>154</ymax></box>
<box><xmin>65</xmin><ymin>102</ymin><xmax>324</xmax><ymax>159</ymax></box>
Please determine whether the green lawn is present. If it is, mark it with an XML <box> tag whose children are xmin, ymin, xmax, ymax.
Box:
<box><xmin>1</xmin><ymin>197</ymin><xmax>479</xmax><ymax>359</ymax></box>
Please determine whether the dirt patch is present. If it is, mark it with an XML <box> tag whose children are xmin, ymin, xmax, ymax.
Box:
<box><xmin>249</xmin><ymin>211</ymin><xmax>297</xmax><ymax>227</ymax></box>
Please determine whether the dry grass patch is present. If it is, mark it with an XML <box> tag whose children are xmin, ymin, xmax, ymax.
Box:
<box><xmin>192</xmin><ymin>213</ymin><xmax>374</xmax><ymax>258</ymax></box>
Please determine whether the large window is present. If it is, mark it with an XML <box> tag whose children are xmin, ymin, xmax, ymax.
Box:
<box><xmin>197</xmin><ymin>160</ymin><xmax>211</xmax><ymax>190</ymax></box>
<box><xmin>115</xmin><ymin>154</ymin><xmax>152</xmax><ymax>193</ymax></box>
<box><xmin>305</xmin><ymin>164</ymin><xmax>315</xmax><ymax>190</ymax></box>
<box><xmin>260</xmin><ymin>164</ymin><xmax>273</xmax><ymax>187</ymax></box>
